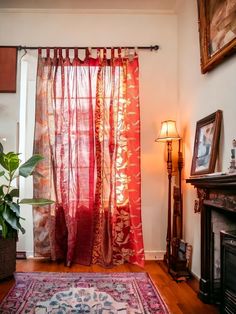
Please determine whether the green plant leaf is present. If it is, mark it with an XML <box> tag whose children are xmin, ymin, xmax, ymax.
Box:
<box><xmin>19</xmin><ymin>155</ymin><xmax>44</xmax><ymax>178</ymax></box>
<box><xmin>0</xmin><ymin>142</ymin><xmax>3</xmax><ymax>154</ymax></box>
<box><xmin>0</xmin><ymin>152</ymin><xmax>20</xmax><ymax>172</ymax></box>
<box><xmin>4</xmin><ymin>194</ymin><xmax>12</xmax><ymax>202</ymax></box>
<box><xmin>0</xmin><ymin>155</ymin><xmax>7</xmax><ymax>170</ymax></box>
<box><xmin>9</xmin><ymin>188</ymin><xmax>19</xmax><ymax>198</ymax></box>
<box><xmin>7</xmin><ymin>201</ymin><xmax>20</xmax><ymax>217</ymax></box>
<box><xmin>0</xmin><ymin>186</ymin><xmax>4</xmax><ymax>197</ymax></box>
<box><xmin>2</xmin><ymin>203</ymin><xmax>25</xmax><ymax>235</ymax></box>
<box><xmin>0</xmin><ymin>147</ymin><xmax>53</xmax><ymax>238</ymax></box>
<box><xmin>19</xmin><ymin>198</ymin><xmax>54</xmax><ymax>205</ymax></box>
<box><xmin>16</xmin><ymin>220</ymin><xmax>25</xmax><ymax>234</ymax></box>
<box><xmin>2</xmin><ymin>204</ymin><xmax>19</xmax><ymax>231</ymax></box>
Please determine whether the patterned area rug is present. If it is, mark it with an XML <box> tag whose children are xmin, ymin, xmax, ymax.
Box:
<box><xmin>0</xmin><ymin>272</ymin><xmax>169</xmax><ymax>313</ymax></box>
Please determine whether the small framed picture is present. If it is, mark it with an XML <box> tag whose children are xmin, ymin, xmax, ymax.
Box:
<box><xmin>191</xmin><ymin>110</ymin><xmax>222</xmax><ymax>176</ymax></box>
<box><xmin>197</xmin><ymin>0</ymin><xmax>236</xmax><ymax>74</ymax></box>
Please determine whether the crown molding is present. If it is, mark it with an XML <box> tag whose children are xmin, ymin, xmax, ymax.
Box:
<box><xmin>0</xmin><ymin>8</ymin><xmax>176</xmax><ymax>15</ymax></box>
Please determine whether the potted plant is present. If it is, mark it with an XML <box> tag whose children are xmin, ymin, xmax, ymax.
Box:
<box><xmin>0</xmin><ymin>143</ymin><xmax>53</xmax><ymax>279</ymax></box>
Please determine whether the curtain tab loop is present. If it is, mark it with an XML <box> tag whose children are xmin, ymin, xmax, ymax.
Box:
<box><xmin>59</xmin><ymin>48</ymin><xmax>63</xmax><ymax>59</ymax></box>
<box><xmin>111</xmin><ymin>48</ymin><xmax>114</xmax><ymax>59</ymax></box>
<box><xmin>103</xmin><ymin>48</ymin><xmax>107</xmax><ymax>59</ymax></box>
<box><xmin>86</xmin><ymin>47</ymin><xmax>92</xmax><ymax>58</ymax></box>
<box><xmin>66</xmin><ymin>48</ymin><xmax>69</xmax><ymax>59</ymax></box>
<box><xmin>74</xmin><ymin>48</ymin><xmax>78</xmax><ymax>59</ymax></box>
<box><xmin>98</xmin><ymin>48</ymin><xmax>103</xmax><ymax>61</ymax></box>
<box><xmin>46</xmin><ymin>48</ymin><xmax>50</xmax><ymax>59</ymax></box>
<box><xmin>53</xmin><ymin>48</ymin><xmax>57</xmax><ymax>59</ymax></box>
<box><xmin>38</xmin><ymin>48</ymin><xmax>42</xmax><ymax>56</ymax></box>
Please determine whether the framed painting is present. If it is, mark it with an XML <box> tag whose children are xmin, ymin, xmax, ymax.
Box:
<box><xmin>191</xmin><ymin>110</ymin><xmax>222</xmax><ymax>176</ymax></box>
<box><xmin>197</xmin><ymin>0</ymin><xmax>236</xmax><ymax>74</ymax></box>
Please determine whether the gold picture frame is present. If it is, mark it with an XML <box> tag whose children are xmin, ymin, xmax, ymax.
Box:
<box><xmin>197</xmin><ymin>0</ymin><xmax>236</xmax><ymax>74</ymax></box>
<box><xmin>191</xmin><ymin>110</ymin><xmax>222</xmax><ymax>176</ymax></box>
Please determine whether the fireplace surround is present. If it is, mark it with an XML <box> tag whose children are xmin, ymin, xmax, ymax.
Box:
<box><xmin>187</xmin><ymin>174</ymin><xmax>236</xmax><ymax>306</ymax></box>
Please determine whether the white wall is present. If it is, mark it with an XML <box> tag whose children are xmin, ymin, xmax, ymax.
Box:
<box><xmin>0</xmin><ymin>10</ymin><xmax>179</xmax><ymax>259</ymax></box>
<box><xmin>178</xmin><ymin>1</ymin><xmax>236</xmax><ymax>277</ymax></box>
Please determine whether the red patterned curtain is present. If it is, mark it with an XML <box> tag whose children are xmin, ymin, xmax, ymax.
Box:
<box><xmin>33</xmin><ymin>48</ymin><xmax>144</xmax><ymax>267</ymax></box>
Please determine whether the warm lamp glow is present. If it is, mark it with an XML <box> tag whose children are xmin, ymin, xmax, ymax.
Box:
<box><xmin>155</xmin><ymin>120</ymin><xmax>180</xmax><ymax>142</ymax></box>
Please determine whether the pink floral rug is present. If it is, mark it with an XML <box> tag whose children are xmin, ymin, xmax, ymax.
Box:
<box><xmin>0</xmin><ymin>272</ymin><xmax>169</xmax><ymax>313</ymax></box>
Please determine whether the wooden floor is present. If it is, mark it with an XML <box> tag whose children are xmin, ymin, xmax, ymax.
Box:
<box><xmin>0</xmin><ymin>259</ymin><xmax>219</xmax><ymax>314</ymax></box>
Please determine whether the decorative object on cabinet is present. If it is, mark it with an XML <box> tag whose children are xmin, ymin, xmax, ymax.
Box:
<box><xmin>228</xmin><ymin>139</ymin><xmax>236</xmax><ymax>173</ymax></box>
<box><xmin>190</xmin><ymin>110</ymin><xmax>222</xmax><ymax>176</ymax></box>
<box><xmin>0</xmin><ymin>47</ymin><xmax>17</xmax><ymax>93</ymax></box>
<box><xmin>197</xmin><ymin>0</ymin><xmax>236</xmax><ymax>74</ymax></box>
<box><xmin>155</xmin><ymin>120</ymin><xmax>180</xmax><ymax>273</ymax></box>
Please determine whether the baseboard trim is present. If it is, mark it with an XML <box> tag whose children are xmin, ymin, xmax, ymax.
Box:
<box><xmin>24</xmin><ymin>251</ymin><xmax>34</xmax><ymax>259</ymax></box>
<box><xmin>24</xmin><ymin>250</ymin><xmax>165</xmax><ymax>261</ymax></box>
<box><xmin>144</xmin><ymin>250</ymin><xmax>165</xmax><ymax>260</ymax></box>
<box><xmin>16</xmin><ymin>251</ymin><xmax>27</xmax><ymax>259</ymax></box>
<box><xmin>187</xmin><ymin>271</ymin><xmax>200</xmax><ymax>293</ymax></box>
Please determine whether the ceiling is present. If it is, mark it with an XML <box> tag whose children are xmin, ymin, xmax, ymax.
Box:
<box><xmin>0</xmin><ymin>0</ymin><xmax>178</xmax><ymax>11</ymax></box>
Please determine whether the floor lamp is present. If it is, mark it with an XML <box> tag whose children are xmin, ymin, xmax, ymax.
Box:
<box><xmin>155</xmin><ymin>120</ymin><xmax>180</xmax><ymax>273</ymax></box>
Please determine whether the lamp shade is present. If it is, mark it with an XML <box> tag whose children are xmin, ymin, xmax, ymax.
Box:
<box><xmin>155</xmin><ymin>120</ymin><xmax>180</xmax><ymax>142</ymax></box>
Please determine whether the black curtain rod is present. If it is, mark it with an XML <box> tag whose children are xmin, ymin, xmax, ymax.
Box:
<box><xmin>1</xmin><ymin>45</ymin><xmax>159</xmax><ymax>51</ymax></box>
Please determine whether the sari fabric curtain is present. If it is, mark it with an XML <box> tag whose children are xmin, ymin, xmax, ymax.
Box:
<box><xmin>33</xmin><ymin>48</ymin><xmax>144</xmax><ymax>267</ymax></box>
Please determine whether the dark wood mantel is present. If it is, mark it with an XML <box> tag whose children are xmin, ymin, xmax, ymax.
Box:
<box><xmin>186</xmin><ymin>173</ymin><xmax>236</xmax><ymax>304</ymax></box>
<box><xmin>186</xmin><ymin>173</ymin><xmax>236</xmax><ymax>188</ymax></box>
<box><xmin>187</xmin><ymin>174</ymin><xmax>236</xmax><ymax>214</ymax></box>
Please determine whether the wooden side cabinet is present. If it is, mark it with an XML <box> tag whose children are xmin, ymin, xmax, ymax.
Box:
<box><xmin>0</xmin><ymin>47</ymin><xmax>17</xmax><ymax>93</ymax></box>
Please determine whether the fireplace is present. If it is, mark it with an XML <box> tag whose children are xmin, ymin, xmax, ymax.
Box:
<box><xmin>210</xmin><ymin>209</ymin><xmax>236</xmax><ymax>303</ymax></box>
<box><xmin>221</xmin><ymin>230</ymin><xmax>236</xmax><ymax>313</ymax></box>
<box><xmin>187</xmin><ymin>174</ymin><xmax>236</xmax><ymax>307</ymax></box>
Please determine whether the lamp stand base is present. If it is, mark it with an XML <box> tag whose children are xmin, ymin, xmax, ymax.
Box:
<box><xmin>163</xmin><ymin>252</ymin><xmax>171</xmax><ymax>273</ymax></box>
<box><xmin>169</xmin><ymin>268</ymin><xmax>191</xmax><ymax>282</ymax></box>
<box><xmin>163</xmin><ymin>252</ymin><xmax>191</xmax><ymax>281</ymax></box>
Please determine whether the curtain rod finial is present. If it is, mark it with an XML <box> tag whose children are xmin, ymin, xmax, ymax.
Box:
<box><xmin>151</xmin><ymin>45</ymin><xmax>159</xmax><ymax>51</ymax></box>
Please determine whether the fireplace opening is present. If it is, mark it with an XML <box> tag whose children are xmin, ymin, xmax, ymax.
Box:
<box><xmin>210</xmin><ymin>209</ymin><xmax>236</xmax><ymax>304</ymax></box>
<box><xmin>220</xmin><ymin>230</ymin><xmax>236</xmax><ymax>314</ymax></box>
